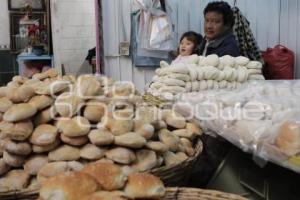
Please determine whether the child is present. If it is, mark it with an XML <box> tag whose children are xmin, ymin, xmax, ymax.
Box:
<box><xmin>172</xmin><ymin>31</ymin><xmax>203</xmax><ymax>64</ymax></box>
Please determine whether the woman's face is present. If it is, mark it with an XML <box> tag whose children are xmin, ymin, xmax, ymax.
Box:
<box><xmin>179</xmin><ymin>37</ymin><xmax>195</xmax><ymax>56</ymax></box>
<box><xmin>204</xmin><ymin>11</ymin><xmax>228</xmax><ymax>40</ymax></box>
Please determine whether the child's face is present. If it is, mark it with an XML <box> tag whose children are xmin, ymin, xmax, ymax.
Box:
<box><xmin>179</xmin><ymin>37</ymin><xmax>195</xmax><ymax>56</ymax></box>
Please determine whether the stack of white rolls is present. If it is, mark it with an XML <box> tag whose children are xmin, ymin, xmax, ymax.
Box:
<box><xmin>148</xmin><ymin>54</ymin><xmax>265</xmax><ymax>97</ymax></box>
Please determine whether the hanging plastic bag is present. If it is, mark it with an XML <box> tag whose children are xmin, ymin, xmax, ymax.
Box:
<box><xmin>135</xmin><ymin>0</ymin><xmax>175</xmax><ymax>57</ymax></box>
<box><xmin>262</xmin><ymin>45</ymin><xmax>295</xmax><ymax>80</ymax></box>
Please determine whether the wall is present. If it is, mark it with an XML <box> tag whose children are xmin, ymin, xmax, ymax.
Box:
<box><xmin>51</xmin><ymin>0</ymin><xmax>96</xmax><ymax>74</ymax></box>
<box><xmin>0</xmin><ymin>0</ymin><xmax>10</xmax><ymax>48</ymax></box>
<box><xmin>102</xmin><ymin>0</ymin><xmax>300</xmax><ymax>92</ymax></box>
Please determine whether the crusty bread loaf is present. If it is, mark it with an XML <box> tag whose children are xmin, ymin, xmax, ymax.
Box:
<box><xmin>39</xmin><ymin>171</ymin><xmax>99</xmax><ymax>200</ymax></box>
<box><xmin>275</xmin><ymin>121</ymin><xmax>300</xmax><ymax>156</ymax></box>
<box><xmin>76</xmin><ymin>75</ymin><xmax>102</xmax><ymax>97</ymax></box>
<box><xmin>0</xmin><ymin>170</ymin><xmax>30</xmax><ymax>192</ymax></box>
<box><xmin>48</xmin><ymin>145</ymin><xmax>80</xmax><ymax>161</ymax></box>
<box><xmin>24</xmin><ymin>155</ymin><xmax>49</xmax><ymax>175</ymax></box>
<box><xmin>124</xmin><ymin>173</ymin><xmax>165</xmax><ymax>199</ymax></box>
<box><xmin>30</xmin><ymin>124</ymin><xmax>58</xmax><ymax>146</ymax></box>
<box><xmin>105</xmin><ymin>147</ymin><xmax>136</xmax><ymax>165</ymax></box>
<box><xmin>82</xmin><ymin>162</ymin><xmax>127</xmax><ymax>191</ymax></box>
<box><xmin>3</xmin><ymin>103</ymin><xmax>37</xmax><ymax>122</ymax></box>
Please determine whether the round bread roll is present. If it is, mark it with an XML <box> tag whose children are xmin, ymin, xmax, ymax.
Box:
<box><xmin>235</xmin><ymin>56</ymin><xmax>250</xmax><ymax>66</ymax></box>
<box><xmin>199</xmin><ymin>80</ymin><xmax>207</xmax><ymax>90</ymax></box>
<box><xmin>37</xmin><ymin>161</ymin><xmax>68</xmax><ymax>184</ymax></box>
<box><xmin>164</xmin><ymin>112</ymin><xmax>186</xmax><ymax>129</ymax></box>
<box><xmin>59</xmin><ymin>116</ymin><xmax>90</xmax><ymax>137</ymax></box>
<box><xmin>4</xmin><ymin>140</ymin><xmax>32</xmax><ymax>156</ymax></box>
<box><xmin>30</xmin><ymin>124</ymin><xmax>58</xmax><ymax>146</ymax></box>
<box><xmin>221</xmin><ymin>55</ymin><xmax>235</xmax><ymax>67</ymax></box>
<box><xmin>40</xmin><ymin>171</ymin><xmax>99</xmax><ymax>200</ymax></box>
<box><xmin>84</xmin><ymin>102</ymin><xmax>106</xmax><ymax>123</ymax></box>
<box><xmin>2</xmin><ymin>120</ymin><xmax>33</xmax><ymax>141</ymax></box>
<box><xmin>0</xmin><ymin>158</ymin><xmax>10</xmax><ymax>176</ymax></box>
<box><xmin>135</xmin><ymin>124</ymin><xmax>155</xmax><ymax>140</ymax></box>
<box><xmin>88</xmin><ymin>128</ymin><xmax>114</xmax><ymax>146</ymax></box>
<box><xmin>48</xmin><ymin>145</ymin><xmax>81</xmax><ymax>161</ymax></box>
<box><xmin>24</xmin><ymin>155</ymin><xmax>49</xmax><ymax>175</ymax></box>
<box><xmin>132</xmin><ymin>150</ymin><xmax>157</xmax><ymax>172</ymax></box>
<box><xmin>3</xmin><ymin>151</ymin><xmax>26</xmax><ymax>167</ymax></box>
<box><xmin>246</xmin><ymin>61</ymin><xmax>263</xmax><ymax>69</ymax></box>
<box><xmin>158</xmin><ymin>129</ymin><xmax>180</xmax><ymax>152</ymax></box>
<box><xmin>114</xmin><ymin>132</ymin><xmax>147</xmax><ymax>148</ymax></box>
<box><xmin>163</xmin><ymin>151</ymin><xmax>182</xmax><ymax>166</ymax></box>
<box><xmin>8</xmin><ymin>85</ymin><xmax>35</xmax><ymax>103</ymax></box>
<box><xmin>28</xmin><ymin>95</ymin><xmax>54</xmax><ymax>111</ymax></box>
<box><xmin>180</xmin><ymin>138</ymin><xmax>196</xmax><ymax>156</ymax></box>
<box><xmin>34</xmin><ymin>106</ymin><xmax>57</xmax><ymax>126</ymax></box>
<box><xmin>185</xmin><ymin>82</ymin><xmax>192</xmax><ymax>92</ymax></box>
<box><xmin>32</xmin><ymin>138</ymin><xmax>60</xmax><ymax>153</ymax></box>
<box><xmin>32</xmin><ymin>73</ymin><xmax>48</xmax><ymax>80</ymax></box>
<box><xmin>44</xmin><ymin>68</ymin><xmax>59</xmax><ymax>78</ymax></box>
<box><xmin>67</xmin><ymin>161</ymin><xmax>84</xmax><ymax>171</ymax></box>
<box><xmin>55</xmin><ymin>92</ymin><xmax>83</xmax><ymax>118</ymax></box>
<box><xmin>105</xmin><ymin>147</ymin><xmax>136</xmax><ymax>165</ymax></box>
<box><xmin>172</xmin><ymin>129</ymin><xmax>196</xmax><ymax>139</ymax></box>
<box><xmin>275</xmin><ymin>121</ymin><xmax>300</xmax><ymax>156</ymax></box>
<box><xmin>76</xmin><ymin>75</ymin><xmax>102</xmax><ymax>98</ymax></box>
<box><xmin>146</xmin><ymin>141</ymin><xmax>169</xmax><ymax>153</ymax></box>
<box><xmin>125</xmin><ymin>173</ymin><xmax>165</xmax><ymax>199</ymax></box>
<box><xmin>0</xmin><ymin>170</ymin><xmax>31</xmax><ymax>192</ymax></box>
<box><xmin>204</xmin><ymin>54</ymin><xmax>219</xmax><ymax>67</ymax></box>
<box><xmin>80</xmin><ymin>144</ymin><xmax>106</xmax><ymax>160</ymax></box>
<box><xmin>0</xmin><ymin>97</ymin><xmax>13</xmax><ymax>113</ymax></box>
<box><xmin>82</xmin><ymin>162</ymin><xmax>127</xmax><ymax>191</ymax></box>
<box><xmin>60</xmin><ymin>134</ymin><xmax>88</xmax><ymax>146</ymax></box>
<box><xmin>3</xmin><ymin>103</ymin><xmax>37</xmax><ymax>122</ymax></box>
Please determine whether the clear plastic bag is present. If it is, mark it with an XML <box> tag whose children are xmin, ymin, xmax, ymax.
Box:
<box><xmin>176</xmin><ymin>80</ymin><xmax>300</xmax><ymax>173</ymax></box>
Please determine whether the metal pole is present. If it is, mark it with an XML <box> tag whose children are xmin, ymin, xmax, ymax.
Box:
<box><xmin>94</xmin><ymin>0</ymin><xmax>100</xmax><ymax>74</ymax></box>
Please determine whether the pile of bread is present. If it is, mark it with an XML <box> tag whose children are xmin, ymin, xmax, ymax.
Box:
<box><xmin>177</xmin><ymin>80</ymin><xmax>300</xmax><ymax>173</ymax></box>
<box><xmin>148</xmin><ymin>54</ymin><xmax>264</xmax><ymax>98</ymax></box>
<box><xmin>0</xmin><ymin>69</ymin><xmax>202</xmax><ymax>192</ymax></box>
<box><xmin>37</xmin><ymin>162</ymin><xmax>166</xmax><ymax>200</ymax></box>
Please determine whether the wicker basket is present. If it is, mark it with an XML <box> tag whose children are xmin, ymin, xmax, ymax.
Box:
<box><xmin>151</xmin><ymin>138</ymin><xmax>203</xmax><ymax>186</ymax></box>
<box><xmin>164</xmin><ymin>187</ymin><xmax>248</xmax><ymax>200</ymax></box>
<box><xmin>0</xmin><ymin>187</ymin><xmax>248</xmax><ymax>200</ymax></box>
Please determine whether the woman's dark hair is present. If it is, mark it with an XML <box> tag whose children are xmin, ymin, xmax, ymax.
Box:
<box><xmin>204</xmin><ymin>1</ymin><xmax>235</xmax><ymax>28</ymax></box>
<box><xmin>179</xmin><ymin>31</ymin><xmax>203</xmax><ymax>53</ymax></box>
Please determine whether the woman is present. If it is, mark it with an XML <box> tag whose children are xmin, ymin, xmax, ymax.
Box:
<box><xmin>199</xmin><ymin>1</ymin><xmax>240</xmax><ymax>57</ymax></box>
